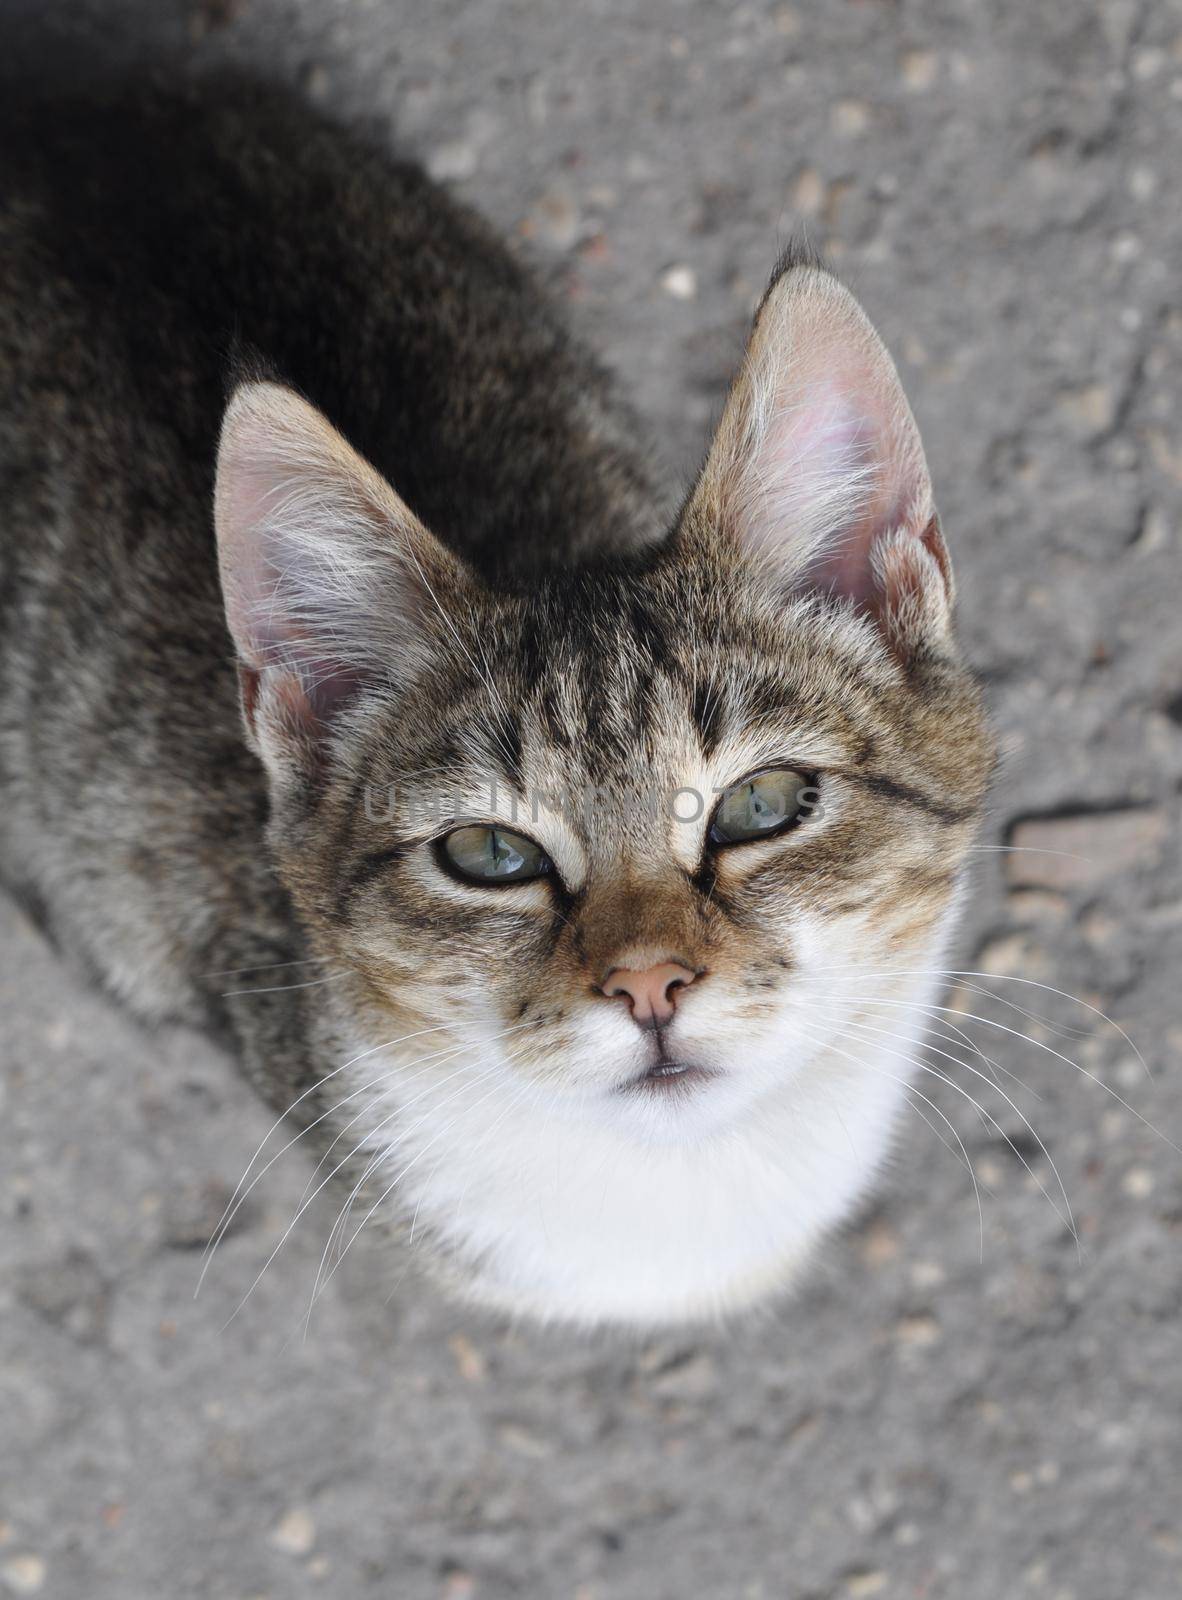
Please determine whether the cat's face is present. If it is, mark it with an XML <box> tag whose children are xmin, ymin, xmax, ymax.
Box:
<box><xmin>305</xmin><ymin>557</ymin><xmax>987</xmax><ymax>1149</ymax></box>
<box><xmin>214</xmin><ymin>261</ymin><xmax>993</xmax><ymax>1319</ymax></box>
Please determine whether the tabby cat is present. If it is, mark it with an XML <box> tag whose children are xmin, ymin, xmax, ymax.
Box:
<box><xmin>0</xmin><ymin>76</ymin><xmax>992</xmax><ymax>1324</ymax></box>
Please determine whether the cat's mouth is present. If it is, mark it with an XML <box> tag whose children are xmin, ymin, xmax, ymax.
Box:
<box><xmin>623</xmin><ymin>1057</ymin><xmax>719</xmax><ymax>1096</ymax></box>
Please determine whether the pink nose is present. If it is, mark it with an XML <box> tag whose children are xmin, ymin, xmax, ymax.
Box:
<box><xmin>602</xmin><ymin>962</ymin><xmax>698</xmax><ymax>1029</ymax></box>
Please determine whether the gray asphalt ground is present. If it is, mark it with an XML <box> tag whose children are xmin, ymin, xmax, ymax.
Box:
<box><xmin>3</xmin><ymin>2</ymin><xmax>1182</xmax><ymax>1597</ymax></box>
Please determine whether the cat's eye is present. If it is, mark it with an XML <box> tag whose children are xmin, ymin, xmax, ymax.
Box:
<box><xmin>709</xmin><ymin>768</ymin><xmax>813</xmax><ymax>846</ymax></box>
<box><xmin>439</xmin><ymin>824</ymin><xmax>552</xmax><ymax>885</ymax></box>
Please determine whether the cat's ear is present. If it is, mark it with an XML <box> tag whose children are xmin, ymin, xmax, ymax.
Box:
<box><xmin>214</xmin><ymin>381</ymin><xmax>465</xmax><ymax>780</ymax></box>
<box><xmin>685</xmin><ymin>258</ymin><xmax>953</xmax><ymax>660</ymax></box>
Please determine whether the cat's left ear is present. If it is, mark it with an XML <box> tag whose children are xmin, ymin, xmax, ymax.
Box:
<box><xmin>214</xmin><ymin>381</ymin><xmax>471</xmax><ymax>784</ymax></box>
<box><xmin>683</xmin><ymin>257</ymin><xmax>953</xmax><ymax>660</ymax></box>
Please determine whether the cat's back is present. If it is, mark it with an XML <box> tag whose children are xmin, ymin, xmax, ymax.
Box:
<box><xmin>0</xmin><ymin>75</ymin><xmax>658</xmax><ymax>576</ymax></box>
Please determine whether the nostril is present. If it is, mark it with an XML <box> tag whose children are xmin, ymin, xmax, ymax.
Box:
<box><xmin>601</xmin><ymin>961</ymin><xmax>700</xmax><ymax>1026</ymax></box>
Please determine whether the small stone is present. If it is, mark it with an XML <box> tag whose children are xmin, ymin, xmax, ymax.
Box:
<box><xmin>832</xmin><ymin>100</ymin><xmax>870</xmax><ymax>136</ymax></box>
<box><xmin>303</xmin><ymin>65</ymin><xmax>330</xmax><ymax>103</ymax></box>
<box><xmin>270</xmin><ymin>1508</ymin><xmax>316</xmax><ymax>1556</ymax></box>
<box><xmin>901</xmin><ymin>49</ymin><xmax>938</xmax><ymax>90</ymax></box>
<box><xmin>1148</xmin><ymin>429</ymin><xmax>1182</xmax><ymax>484</ymax></box>
<box><xmin>846</xmin><ymin>1572</ymin><xmax>888</xmax><ymax>1597</ymax></box>
<box><xmin>821</xmin><ymin>176</ymin><xmax>854</xmax><ymax>229</ymax></box>
<box><xmin>1006</xmin><ymin>887</ymin><xmax>1069</xmax><ymax>923</ymax></box>
<box><xmin>497</xmin><ymin>1423</ymin><xmax>552</xmax><ymax>1458</ymax></box>
<box><xmin>895</xmin><ymin>1312</ymin><xmax>941</xmax><ymax>1347</ymax></box>
<box><xmin>1131</xmin><ymin>47</ymin><xmax>1164</xmax><ymax>79</ymax></box>
<box><xmin>1122</xmin><ymin>1167</ymin><xmax>1154</xmax><ymax>1198</ymax></box>
<box><xmin>1115</xmin><ymin>1057</ymin><xmax>1146</xmax><ymax>1089</ymax></box>
<box><xmin>426</xmin><ymin>140</ymin><xmax>479</xmax><ymax>183</ymax></box>
<box><xmin>1</xmin><ymin>1557</ymin><xmax>46</xmax><ymax>1596</ymax></box>
<box><xmin>1128</xmin><ymin>165</ymin><xmax>1158</xmax><ymax>200</ymax></box>
<box><xmin>659</xmin><ymin>265</ymin><xmax>697</xmax><ymax>301</ymax></box>
<box><xmin>858</xmin><ymin>1217</ymin><xmax>901</xmax><ymax>1267</ymax></box>
<box><xmin>448</xmin><ymin>1333</ymin><xmax>487</xmax><ymax>1384</ymax></box>
<box><xmin>1005</xmin><ymin>809</ymin><xmax>1168</xmax><ymax>891</ymax></box>
<box><xmin>910</xmin><ymin>1260</ymin><xmax>945</xmax><ymax>1289</ymax></box>
<box><xmin>530</xmin><ymin>189</ymin><xmax>579</xmax><ymax>251</ymax></box>
<box><xmin>1056</xmin><ymin>383</ymin><xmax>1115</xmax><ymax>435</ymax></box>
<box><xmin>785</xmin><ymin>1412</ymin><xmax>820</xmax><ymax>1447</ymax></box>
<box><xmin>650</xmin><ymin>1350</ymin><xmax>717</xmax><ymax>1400</ymax></box>
<box><xmin>975</xmin><ymin>929</ymin><xmax>1050</xmax><ymax>980</ymax></box>
<box><xmin>442</xmin><ymin>1573</ymin><xmax>477</xmax><ymax>1599</ymax></box>
<box><xmin>790</xmin><ymin>166</ymin><xmax>825</xmax><ymax>216</ymax></box>
<box><xmin>1080</xmin><ymin>906</ymin><xmax>1119</xmax><ymax>947</ymax></box>
<box><xmin>1132</xmin><ymin>504</ymin><xmax>1171</xmax><ymax>554</ymax></box>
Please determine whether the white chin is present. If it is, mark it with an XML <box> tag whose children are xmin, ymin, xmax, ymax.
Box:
<box><xmin>391</xmin><ymin>1033</ymin><xmax>915</xmax><ymax>1326</ymax></box>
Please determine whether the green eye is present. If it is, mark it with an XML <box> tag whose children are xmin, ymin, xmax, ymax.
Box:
<box><xmin>439</xmin><ymin>825</ymin><xmax>552</xmax><ymax>885</ymax></box>
<box><xmin>709</xmin><ymin>769</ymin><xmax>813</xmax><ymax>846</ymax></box>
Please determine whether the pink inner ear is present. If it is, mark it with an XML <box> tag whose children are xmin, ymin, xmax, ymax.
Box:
<box><xmin>295</xmin><ymin>656</ymin><xmax>371</xmax><ymax>723</ymax></box>
<box><xmin>217</xmin><ymin>409</ymin><xmax>376</xmax><ymax>722</ymax></box>
<box><xmin>749</xmin><ymin>339</ymin><xmax>929</xmax><ymax>609</ymax></box>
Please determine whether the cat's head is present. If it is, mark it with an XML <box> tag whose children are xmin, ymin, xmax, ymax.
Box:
<box><xmin>214</xmin><ymin>259</ymin><xmax>993</xmax><ymax>1318</ymax></box>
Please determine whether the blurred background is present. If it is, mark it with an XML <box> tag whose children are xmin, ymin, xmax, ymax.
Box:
<box><xmin>1</xmin><ymin>2</ymin><xmax>1180</xmax><ymax>1596</ymax></box>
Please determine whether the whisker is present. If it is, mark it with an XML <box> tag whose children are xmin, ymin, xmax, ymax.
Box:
<box><xmin>807</xmin><ymin>965</ymin><xmax>1151</xmax><ymax>1081</ymax></box>
<box><xmin>220</xmin><ymin>1019</ymin><xmax>539</xmax><ymax>1325</ymax></box>
<box><xmin>220</xmin><ymin>974</ymin><xmax>343</xmax><ymax>998</ymax></box>
<box><xmin>220</xmin><ymin>1054</ymin><xmax>498</xmax><ymax>1331</ymax></box>
<box><xmin>205</xmin><ymin>1034</ymin><xmax>490</xmax><ymax>1287</ymax></box>
<box><xmin>965</xmin><ymin>845</ymin><xmax>1092</xmax><ymax>860</ymax></box>
<box><xmin>304</xmin><ymin>1059</ymin><xmax>519</xmax><ymax>1331</ymax></box>
<box><xmin>926</xmin><ymin>974</ymin><xmax>1094</xmax><ymax>1046</ymax></box>
<box><xmin>318</xmin><ymin>1052</ymin><xmax>515</xmax><ymax>1274</ymax></box>
<box><xmin>198</xmin><ymin>1020</ymin><xmax>460</xmax><ymax>1289</ymax></box>
<box><xmin>205</xmin><ymin>956</ymin><xmax>325</xmax><ymax>979</ymax></box>
<box><xmin>810</xmin><ymin>1005</ymin><xmax>1078</xmax><ymax>1250</ymax></box>
<box><xmin>294</xmin><ymin>1017</ymin><xmax>540</xmax><ymax>1207</ymax></box>
<box><xmin>409</xmin><ymin>1051</ymin><xmax>537</xmax><ymax>1248</ymax></box>
<box><xmin>201</xmin><ymin>991</ymin><xmax>523</xmax><ymax>1280</ymax></box>
<box><xmin>886</xmin><ymin>1003</ymin><xmax>1038</xmax><ymax>1099</ymax></box>
<box><xmin>812</xmin><ymin>989</ymin><xmax>1178</xmax><ymax>1158</ymax></box>
<box><xmin>781</xmin><ymin>1016</ymin><xmax>987</xmax><ymax>1257</ymax></box>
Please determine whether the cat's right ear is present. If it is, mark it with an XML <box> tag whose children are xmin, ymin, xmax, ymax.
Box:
<box><xmin>214</xmin><ymin>381</ymin><xmax>466</xmax><ymax>784</ymax></box>
<box><xmin>681</xmin><ymin>256</ymin><xmax>954</xmax><ymax>663</ymax></box>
